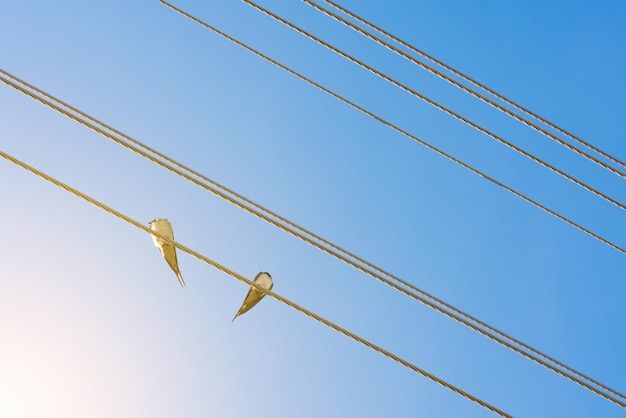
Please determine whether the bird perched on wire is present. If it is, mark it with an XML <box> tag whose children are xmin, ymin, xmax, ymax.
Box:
<box><xmin>232</xmin><ymin>271</ymin><xmax>273</xmax><ymax>321</ymax></box>
<box><xmin>149</xmin><ymin>218</ymin><xmax>185</xmax><ymax>287</ymax></box>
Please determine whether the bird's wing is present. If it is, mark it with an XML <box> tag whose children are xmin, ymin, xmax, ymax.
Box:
<box><xmin>232</xmin><ymin>288</ymin><xmax>263</xmax><ymax>321</ymax></box>
<box><xmin>162</xmin><ymin>243</ymin><xmax>185</xmax><ymax>287</ymax></box>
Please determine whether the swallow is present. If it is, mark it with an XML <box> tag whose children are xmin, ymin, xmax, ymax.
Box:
<box><xmin>149</xmin><ymin>218</ymin><xmax>185</xmax><ymax>287</ymax></box>
<box><xmin>232</xmin><ymin>271</ymin><xmax>273</xmax><ymax>321</ymax></box>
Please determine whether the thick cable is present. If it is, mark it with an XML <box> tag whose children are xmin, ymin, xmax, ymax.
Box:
<box><xmin>3</xmin><ymin>66</ymin><xmax>626</xmax><ymax>406</ymax></box>
<box><xmin>3</xmin><ymin>19</ymin><xmax>625</xmax><ymax>409</ymax></box>
<box><xmin>321</xmin><ymin>0</ymin><xmax>626</xmax><ymax>172</ymax></box>
<box><xmin>302</xmin><ymin>0</ymin><xmax>626</xmax><ymax>181</ymax></box>
<box><xmin>0</xmin><ymin>149</ymin><xmax>512</xmax><ymax>417</ymax></box>
<box><xmin>243</xmin><ymin>0</ymin><xmax>626</xmax><ymax>214</ymax></box>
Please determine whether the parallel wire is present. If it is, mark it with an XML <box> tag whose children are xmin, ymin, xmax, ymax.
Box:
<box><xmin>320</xmin><ymin>0</ymin><xmax>626</xmax><ymax>172</ymax></box>
<box><xmin>0</xmin><ymin>149</ymin><xmax>512</xmax><ymax>418</ymax></box>
<box><xmin>3</xmin><ymin>5</ymin><xmax>625</xmax><ymax>406</ymax></box>
<box><xmin>243</xmin><ymin>0</ymin><xmax>626</xmax><ymax>214</ymax></box>
<box><xmin>303</xmin><ymin>0</ymin><xmax>626</xmax><ymax>180</ymax></box>
<box><xmin>235</xmin><ymin>2</ymin><xmax>626</xmax><ymax>404</ymax></box>
<box><xmin>151</xmin><ymin>2</ymin><xmax>626</xmax><ymax>258</ymax></box>
<box><xmin>155</xmin><ymin>2</ymin><xmax>626</xmax><ymax>407</ymax></box>
<box><xmin>250</xmin><ymin>2</ymin><xmax>626</xmax><ymax>403</ymax></box>
<box><xmin>3</xmin><ymin>66</ymin><xmax>626</xmax><ymax>407</ymax></box>
<box><xmin>51</xmin><ymin>0</ymin><xmax>623</xmax><ymax>405</ymax></box>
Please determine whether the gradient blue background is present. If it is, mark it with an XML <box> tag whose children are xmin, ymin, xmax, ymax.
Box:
<box><xmin>1</xmin><ymin>1</ymin><xmax>625</xmax><ymax>417</ymax></box>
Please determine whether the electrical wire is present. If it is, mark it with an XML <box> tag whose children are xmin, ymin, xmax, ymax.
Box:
<box><xmin>4</xmin><ymin>0</ymin><xmax>623</xmax><ymax>406</ymax></box>
<box><xmin>233</xmin><ymin>2</ymin><xmax>626</xmax><ymax>404</ymax></box>
<box><xmin>157</xmin><ymin>3</ymin><xmax>626</xmax><ymax>407</ymax></box>
<box><xmin>0</xmin><ymin>148</ymin><xmax>512</xmax><ymax>418</ymax></box>
<box><xmin>150</xmin><ymin>3</ymin><xmax>626</xmax><ymax>257</ymax></box>
<box><xmin>319</xmin><ymin>0</ymin><xmax>626</xmax><ymax>173</ymax></box>
<box><xmin>302</xmin><ymin>0</ymin><xmax>626</xmax><ymax>181</ymax></box>
<box><xmin>3</xmin><ymin>61</ymin><xmax>625</xmax><ymax>409</ymax></box>
<box><xmin>243</xmin><ymin>0</ymin><xmax>626</xmax><ymax>214</ymax></box>
<box><xmin>4</xmin><ymin>67</ymin><xmax>626</xmax><ymax>407</ymax></box>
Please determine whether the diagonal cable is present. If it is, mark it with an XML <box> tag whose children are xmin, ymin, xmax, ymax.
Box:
<box><xmin>0</xmin><ymin>149</ymin><xmax>512</xmax><ymax>418</ymax></box>
<box><xmin>3</xmin><ymin>66</ymin><xmax>626</xmax><ymax>406</ymax></box>
<box><xmin>8</xmin><ymin>0</ymin><xmax>625</xmax><ymax>404</ymax></box>
<box><xmin>3</xmin><ymin>19</ymin><xmax>625</xmax><ymax>409</ymax></box>
<box><xmin>157</xmin><ymin>2</ymin><xmax>626</xmax><ymax>407</ymax></box>
<box><xmin>150</xmin><ymin>3</ymin><xmax>626</xmax><ymax>257</ymax></box>
<box><xmin>302</xmin><ymin>0</ymin><xmax>626</xmax><ymax>181</ymax></box>
<box><xmin>4</xmin><ymin>65</ymin><xmax>626</xmax><ymax>409</ymax></box>
<box><xmin>243</xmin><ymin>0</ymin><xmax>626</xmax><ymax>214</ymax></box>
<box><xmin>320</xmin><ymin>0</ymin><xmax>626</xmax><ymax>172</ymax></box>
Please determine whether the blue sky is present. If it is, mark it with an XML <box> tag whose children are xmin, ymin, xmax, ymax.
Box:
<box><xmin>1</xmin><ymin>1</ymin><xmax>625</xmax><ymax>417</ymax></box>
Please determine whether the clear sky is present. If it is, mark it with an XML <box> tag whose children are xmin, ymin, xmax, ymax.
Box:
<box><xmin>1</xmin><ymin>1</ymin><xmax>625</xmax><ymax>417</ymax></box>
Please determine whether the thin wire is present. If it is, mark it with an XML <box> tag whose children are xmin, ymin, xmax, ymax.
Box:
<box><xmin>320</xmin><ymin>0</ymin><xmax>626</xmax><ymax>172</ymax></box>
<box><xmin>3</xmin><ymin>0</ymin><xmax>619</xmax><ymax>405</ymax></box>
<box><xmin>4</xmin><ymin>66</ymin><xmax>626</xmax><ymax>407</ymax></box>
<box><xmin>243</xmin><ymin>0</ymin><xmax>626</xmax><ymax>214</ymax></box>
<box><xmin>156</xmin><ymin>2</ymin><xmax>626</xmax><ymax>407</ymax></box>
<box><xmin>303</xmin><ymin>0</ymin><xmax>626</xmax><ymax>181</ymax></box>
<box><xmin>150</xmin><ymin>3</ymin><xmax>626</xmax><ymax>257</ymax></box>
<box><xmin>235</xmin><ymin>2</ymin><xmax>626</xmax><ymax>404</ymax></box>
<box><xmin>0</xmin><ymin>149</ymin><xmax>512</xmax><ymax>418</ymax></box>
<box><xmin>244</xmin><ymin>1</ymin><xmax>626</xmax><ymax>401</ymax></box>
<box><xmin>4</xmin><ymin>35</ymin><xmax>626</xmax><ymax>413</ymax></box>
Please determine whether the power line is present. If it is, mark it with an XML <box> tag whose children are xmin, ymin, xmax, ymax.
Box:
<box><xmin>155</xmin><ymin>2</ymin><xmax>626</xmax><ymax>408</ymax></box>
<box><xmin>319</xmin><ymin>0</ymin><xmax>626</xmax><ymax>173</ymax></box>
<box><xmin>0</xmin><ymin>149</ymin><xmax>512</xmax><ymax>418</ymax></box>
<box><xmin>3</xmin><ymin>67</ymin><xmax>626</xmax><ymax>407</ymax></box>
<box><xmin>150</xmin><ymin>3</ymin><xmax>626</xmax><ymax>257</ymax></box>
<box><xmin>302</xmin><ymin>0</ymin><xmax>626</xmax><ymax>181</ymax></box>
<box><xmin>243</xmin><ymin>0</ymin><xmax>626</xmax><ymax>214</ymax></box>
<box><xmin>2</xmin><ymin>0</ymin><xmax>618</xmax><ymax>406</ymax></box>
<box><xmin>3</xmin><ymin>59</ymin><xmax>625</xmax><ymax>411</ymax></box>
<box><xmin>4</xmin><ymin>22</ymin><xmax>626</xmax><ymax>414</ymax></box>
